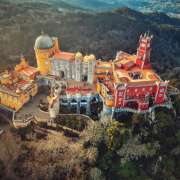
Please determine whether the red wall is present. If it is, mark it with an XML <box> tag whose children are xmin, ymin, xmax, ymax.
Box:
<box><xmin>114</xmin><ymin>83</ymin><xmax>166</xmax><ymax>109</ymax></box>
<box><xmin>154</xmin><ymin>82</ymin><xmax>168</xmax><ymax>104</ymax></box>
<box><xmin>115</xmin><ymin>87</ymin><xmax>126</xmax><ymax>107</ymax></box>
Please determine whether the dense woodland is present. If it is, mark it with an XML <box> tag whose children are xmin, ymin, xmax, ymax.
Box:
<box><xmin>0</xmin><ymin>1</ymin><xmax>180</xmax><ymax>180</ymax></box>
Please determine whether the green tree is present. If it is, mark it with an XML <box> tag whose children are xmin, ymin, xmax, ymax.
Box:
<box><xmin>106</xmin><ymin>120</ymin><xmax>130</xmax><ymax>151</ymax></box>
<box><xmin>118</xmin><ymin>136</ymin><xmax>159</xmax><ymax>164</ymax></box>
<box><xmin>118</xmin><ymin>162</ymin><xmax>139</xmax><ymax>179</ymax></box>
<box><xmin>0</xmin><ymin>159</ymin><xmax>5</xmax><ymax>178</ymax></box>
<box><xmin>81</xmin><ymin>121</ymin><xmax>105</xmax><ymax>148</ymax></box>
<box><xmin>89</xmin><ymin>167</ymin><xmax>105</xmax><ymax>180</ymax></box>
<box><xmin>161</xmin><ymin>157</ymin><xmax>175</xmax><ymax>178</ymax></box>
<box><xmin>132</xmin><ymin>113</ymin><xmax>145</xmax><ymax>124</ymax></box>
<box><xmin>174</xmin><ymin>97</ymin><xmax>180</xmax><ymax>116</ymax></box>
<box><xmin>176</xmin><ymin>130</ymin><xmax>180</xmax><ymax>144</ymax></box>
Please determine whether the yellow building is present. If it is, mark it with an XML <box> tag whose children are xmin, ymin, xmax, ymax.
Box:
<box><xmin>0</xmin><ymin>82</ymin><xmax>38</xmax><ymax>111</ymax></box>
<box><xmin>0</xmin><ymin>57</ymin><xmax>38</xmax><ymax>111</ymax></box>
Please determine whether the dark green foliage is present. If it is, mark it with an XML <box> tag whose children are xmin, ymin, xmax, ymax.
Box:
<box><xmin>89</xmin><ymin>167</ymin><xmax>105</xmax><ymax>180</ymax></box>
<box><xmin>16</xmin><ymin>126</ymin><xmax>33</xmax><ymax>140</ymax></box>
<box><xmin>56</xmin><ymin>116</ymin><xmax>87</xmax><ymax>131</ymax></box>
<box><xmin>0</xmin><ymin>159</ymin><xmax>5</xmax><ymax>178</ymax></box>
<box><xmin>174</xmin><ymin>96</ymin><xmax>180</xmax><ymax>116</ymax></box>
<box><xmin>93</xmin><ymin>107</ymin><xmax>180</xmax><ymax>180</ymax></box>
<box><xmin>118</xmin><ymin>162</ymin><xmax>139</xmax><ymax>179</ymax></box>
<box><xmin>106</xmin><ymin>121</ymin><xmax>130</xmax><ymax>150</ymax></box>
<box><xmin>0</xmin><ymin>2</ymin><xmax>179</xmax><ymax>179</ymax></box>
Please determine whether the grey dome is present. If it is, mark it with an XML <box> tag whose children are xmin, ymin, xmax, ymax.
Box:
<box><xmin>34</xmin><ymin>34</ymin><xmax>53</xmax><ymax>50</ymax></box>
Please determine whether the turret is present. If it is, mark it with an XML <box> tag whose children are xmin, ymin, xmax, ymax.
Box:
<box><xmin>75</xmin><ymin>52</ymin><xmax>83</xmax><ymax>81</ymax></box>
<box><xmin>87</xmin><ymin>54</ymin><xmax>96</xmax><ymax>84</ymax></box>
<box><xmin>136</xmin><ymin>33</ymin><xmax>153</xmax><ymax>69</ymax></box>
<box><xmin>75</xmin><ymin>52</ymin><xmax>83</xmax><ymax>61</ymax></box>
<box><xmin>52</xmin><ymin>37</ymin><xmax>60</xmax><ymax>52</ymax></box>
<box><xmin>15</xmin><ymin>54</ymin><xmax>28</xmax><ymax>72</ymax></box>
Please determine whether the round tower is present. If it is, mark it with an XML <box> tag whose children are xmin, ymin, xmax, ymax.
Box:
<box><xmin>75</xmin><ymin>52</ymin><xmax>83</xmax><ymax>61</ymax></box>
<box><xmin>34</xmin><ymin>33</ymin><xmax>55</xmax><ymax>75</ymax></box>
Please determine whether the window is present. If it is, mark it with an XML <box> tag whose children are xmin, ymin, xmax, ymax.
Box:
<box><xmin>118</xmin><ymin>92</ymin><xmax>123</xmax><ymax>96</ymax></box>
<box><xmin>160</xmin><ymin>88</ymin><xmax>164</xmax><ymax>93</ymax></box>
<box><xmin>129</xmin><ymin>72</ymin><xmax>142</xmax><ymax>80</ymax></box>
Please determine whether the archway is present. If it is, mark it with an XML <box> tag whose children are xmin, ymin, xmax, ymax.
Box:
<box><xmin>59</xmin><ymin>70</ymin><xmax>65</xmax><ymax>79</ymax></box>
<box><xmin>90</xmin><ymin>95</ymin><xmax>103</xmax><ymax>119</ymax></box>
<box><xmin>82</xmin><ymin>75</ymin><xmax>88</xmax><ymax>82</ymax></box>
<box><xmin>80</xmin><ymin>99</ymin><xmax>87</xmax><ymax>114</ymax></box>
<box><xmin>60</xmin><ymin>99</ymin><xmax>69</xmax><ymax>113</ymax></box>
<box><xmin>70</xmin><ymin>99</ymin><xmax>77</xmax><ymax>113</ymax></box>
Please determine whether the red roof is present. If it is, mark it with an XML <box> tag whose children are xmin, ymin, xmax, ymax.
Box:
<box><xmin>66</xmin><ymin>87</ymin><xmax>92</xmax><ymax>95</ymax></box>
<box><xmin>54</xmin><ymin>51</ymin><xmax>75</xmax><ymax>61</ymax></box>
<box><xmin>19</xmin><ymin>66</ymin><xmax>38</xmax><ymax>77</ymax></box>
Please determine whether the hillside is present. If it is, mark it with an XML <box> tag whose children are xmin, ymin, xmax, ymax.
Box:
<box><xmin>61</xmin><ymin>0</ymin><xmax>180</xmax><ymax>17</ymax></box>
<box><xmin>6</xmin><ymin>0</ymin><xmax>180</xmax><ymax>18</ymax></box>
<box><xmin>0</xmin><ymin>2</ymin><xmax>180</xmax><ymax>180</ymax></box>
<box><xmin>0</xmin><ymin>2</ymin><xmax>179</xmax><ymax>75</ymax></box>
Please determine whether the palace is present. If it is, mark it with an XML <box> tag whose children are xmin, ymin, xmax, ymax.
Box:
<box><xmin>34</xmin><ymin>32</ymin><xmax>170</xmax><ymax>114</ymax></box>
<box><xmin>0</xmin><ymin>32</ymin><xmax>173</xmax><ymax>124</ymax></box>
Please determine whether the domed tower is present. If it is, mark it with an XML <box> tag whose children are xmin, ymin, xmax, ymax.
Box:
<box><xmin>34</xmin><ymin>33</ymin><xmax>55</xmax><ymax>75</ymax></box>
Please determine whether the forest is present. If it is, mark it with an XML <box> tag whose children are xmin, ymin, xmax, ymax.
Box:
<box><xmin>0</xmin><ymin>1</ymin><xmax>180</xmax><ymax>179</ymax></box>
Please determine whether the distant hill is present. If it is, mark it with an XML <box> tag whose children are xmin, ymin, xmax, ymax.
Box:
<box><xmin>4</xmin><ymin>0</ymin><xmax>180</xmax><ymax>18</ymax></box>
<box><xmin>0</xmin><ymin>1</ymin><xmax>179</xmax><ymax>75</ymax></box>
<box><xmin>61</xmin><ymin>0</ymin><xmax>179</xmax><ymax>13</ymax></box>
<box><xmin>65</xmin><ymin>0</ymin><xmax>180</xmax><ymax>18</ymax></box>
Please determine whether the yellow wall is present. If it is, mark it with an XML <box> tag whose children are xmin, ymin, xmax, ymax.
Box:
<box><xmin>100</xmin><ymin>84</ymin><xmax>108</xmax><ymax>98</ymax></box>
<box><xmin>98</xmin><ymin>83</ymin><xmax>114</xmax><ymax>107</ymax></box>
<box><xmin>105</xmin><ymin>98</ymin><xmax>114</xmax><ymax>107</ymax></box>
<box><xmin>0</xmin><ymin>83</ymin><xmax>38</xmax><ymax>111</ymax></box>
<box><xmin>0</xmin><ymin>92</ymin><xmax>22</xmax><ymax>111</ymax></box>
<box><xmin>35</xmin><ymin>48</ymin><xmax>54</xmax><ymax>75</ymax></box>
<box><xmin>31</xmin><ymin>84</ymin><xmax>38</xmax><ymax>96</ymax></box>
<box><xmin>96</xmin><ymin>83</ymin><xmax>101</xmax><ymax>93</ymax></box>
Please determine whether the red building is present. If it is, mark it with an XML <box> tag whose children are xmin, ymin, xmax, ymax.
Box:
<box><xmin>95</xmin><ymin>33</ymin><xmax>169</xmax><ymax>113</ymax></box>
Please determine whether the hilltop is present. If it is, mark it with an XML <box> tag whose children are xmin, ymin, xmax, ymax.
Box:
<box><xmin>0</xmin><ymin>2</ymin><xmax>180</xmax><ymax>180</ymax></box>
<box><xmin>0</xmin><ymin>2</ymin><xmax>179</xmax><ymax>75</ymax></box>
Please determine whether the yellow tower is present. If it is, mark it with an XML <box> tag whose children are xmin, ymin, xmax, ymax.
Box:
<box><xmin>34</xmin><ymin>33</ymin><xmax>55</xmax><ymax>75</ymax></box>
<box><xmin>52</xmin><ymin>37</ymin><xmax>60</xmax><ymax>52</ymax></box>
<box><xmin>75</xmin><ymin>52</ymin><xmax>83</xmax><ymax>61</ymax></box>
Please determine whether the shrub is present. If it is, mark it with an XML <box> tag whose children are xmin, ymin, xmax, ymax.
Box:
<box><xmin>89</xmin><ymin>167</ymin><xmax>105</xmax><ymax>180</ymax></box>
<box><xmin>0</xmin><ymin>159</ymin><xmax>5</xmax><ymax>178</ymax></box>
<box><xmin>105</xmin><ymin>120</ymin><xmax>130</xmax><ymax>151</ymax></box>
<box><xmin>86</xmin><ymin>147</ymin><xmax>98</xmax><ymax>166</ymax></box>
<box><xmin>118</xmin><ymin>162</ymin><xmax>139</xmax><ymax>179</ymax></box>
<box><xmin>81</xmin><ymin>121</ymin><xmax>105</xmax><ymax>148</ymax></box>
